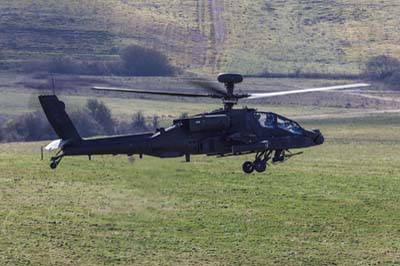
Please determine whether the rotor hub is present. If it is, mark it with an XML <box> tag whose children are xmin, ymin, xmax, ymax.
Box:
<box><xmin>217</xmin><ymin>73</ymin><xmax>244</xmax><ymax>110</ymax></box>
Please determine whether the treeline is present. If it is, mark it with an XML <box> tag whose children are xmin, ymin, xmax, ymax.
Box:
<box><xmin>0</xmin><ymin>99</ymin><xmax>160</xmax><ymax>142</ymax></box>
<box><xmin>22</xmin><ymin>45</ymin><xmax>177</xmax><ymax>77</ymax></box>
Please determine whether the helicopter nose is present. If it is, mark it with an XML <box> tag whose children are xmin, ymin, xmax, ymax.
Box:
<box><xmin>312</xmin><ymin>129</ymin><xmax>324</xmax><ymax>145</ymax></box>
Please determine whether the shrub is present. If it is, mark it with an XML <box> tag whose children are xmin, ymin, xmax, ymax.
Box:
<box><xmin>385</xmin><ymin>71</ymin><xmax>400</xmax><ymax>89</ymax></box>
<box><xmin>69</xmin><ymin>109</ymin><xmax>104</xmax><ymax>138</ymax></box>
<box><xmin>47</xmin><ymin>56</ymin><xmax>79</xmax><ymax>74</ymax></box>
<box><xmin>130</xmin><ymin>111</ymin><xmax>149</xmax><ymax>132</ymax></box>
<box><xmin>22</xmin><ymin>45</ymin><xmax>178</xmax><ymax>76</ymax></box>
<box><xmin>4</xmin><ymin>112</ymin><xmax>56</xmax><ymax>142</ymax></box>
<box><xmin>363</xmin><ymin>55</ymin><xmax>400</xmax><ymax>80</ymax></box>
<box><xmin>180</xmin><ymin>112</ymin><xmax>189</xmax><ymax>119</ymax></box>
<box><xmin>2</xmin><ymin>108</ymin><xmax>106</xmax><ymax>141</ymax></box>
<box><xmin>79</xmin><ymin>60</ymin><xmax>110</xmax><ymax>76</ymax></box>
<box><xmin>114</xmin><ymin>119</ymin><xmax>131</xmax><ymax>135</ymax></box>
<box><xmin>2</xmin><ymin>99</ymin><xmax>160</xmax><ymax>142</ymax></box>
<box><xmin>119</xmin><ymin>45</ymin><xmax>176</xmax><ymax>76</ymax></box>
<box><xmin>86</xmin><ymin>99</ymin><xmax>115</xmax><ymax>134</ymax></box>
<box><xmin>151</xmin><ymin>115</ymin><xmax>160</xmax><ymax>130</ymax></box>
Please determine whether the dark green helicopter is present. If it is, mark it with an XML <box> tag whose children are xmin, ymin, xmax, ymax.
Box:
<box><xmin>39</xmin><ymin>74</ymin><xmax>369</xmax><ymax>173</ymax></box>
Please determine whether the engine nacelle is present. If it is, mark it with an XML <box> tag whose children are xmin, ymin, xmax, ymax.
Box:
<box><xmin>188</xmin><ymin>114</ymin><xmax>230</xmax><ymax>132</ymax></box>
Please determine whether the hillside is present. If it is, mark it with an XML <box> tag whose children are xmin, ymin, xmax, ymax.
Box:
<box><xmin>0</xmin><ymin>0</ymin><xmax>399</xmax><ymax>74</ymax></box>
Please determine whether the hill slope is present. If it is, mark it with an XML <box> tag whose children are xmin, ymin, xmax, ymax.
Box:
<box><xmin>1</xmin><ymin>0</ymin><xmax>399</xmax><ymax>74</ymax></box>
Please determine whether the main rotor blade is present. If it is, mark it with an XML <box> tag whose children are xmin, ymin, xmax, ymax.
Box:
<box><xmin>188</xmin><ymin>80</ymin><xmax>227</xmax><ymax>96</ymax></box>
<box><xmin>93</xmin><ymin>86</ymin><xmax>222</xmax><ymax>98</ymax></box>
<box><xmin>247</xmin><ymin>83</ymin><xmax>371</xmax><ymax>99</ymax></box>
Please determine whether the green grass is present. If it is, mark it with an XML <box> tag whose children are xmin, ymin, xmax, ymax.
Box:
<box><xmin>1</xmin><ymin>1</ymin><xmax>400</xmax><ymax>74</ymax></box>
<box><xmin>1</xmin><ymin>113</ymin><xmax>400</xmax><ymax>265</ymax></box>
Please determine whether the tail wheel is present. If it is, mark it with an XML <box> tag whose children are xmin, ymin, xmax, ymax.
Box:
<box><xmin>49</xmin><ymin>154</ymin><xmax>63</xmax><ymax>170</ymax></box>
<box><xmin>50</xmin><ymin>161</ymin><xmax>58</xmax><ymax>170</ymax></box>
<box><xmin>242</xmin><ymin>161</ymin><xmax>254</xmax><ymax>174</ymax></box>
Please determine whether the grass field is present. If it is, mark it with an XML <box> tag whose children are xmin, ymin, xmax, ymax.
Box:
<box><xmin>0</xmin><ymin>110</ymin><xmax>399</xmax><ymax>265</ymax></box>
<box><xmin>1</xmin><ymin>0</ymin><xmax>400</xmax><ymax>74</ymax></box>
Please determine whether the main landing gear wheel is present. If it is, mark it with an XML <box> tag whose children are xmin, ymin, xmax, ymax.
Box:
<box><xmin>254</xmin><ymin>160</ymin><xmax>267</xmax><ymax>173</ymax></box>
<box><xmin>242</xmin><ymin>161</ymin><xmax>254</xmax><ymax>174</ymax></box>
<box><xmin>242</xmin><ymin>150</ymin><xmax>272</xmax><ymax>174</ymax></box>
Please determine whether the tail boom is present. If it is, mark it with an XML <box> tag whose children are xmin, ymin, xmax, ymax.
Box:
<box><xmin>61</xmin><ymin>134</ymin><xmax>153</xmax><ymax>156</ymax></box>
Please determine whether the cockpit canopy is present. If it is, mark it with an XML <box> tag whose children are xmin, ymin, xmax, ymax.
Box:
<box><xmin>254</xmin><ymin>112</ymin><xmax>303</xmax><ymax>134</ymax></box>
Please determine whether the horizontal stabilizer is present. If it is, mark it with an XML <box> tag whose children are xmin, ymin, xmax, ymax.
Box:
<box><xmin>45</xmin><ymin>139</ymin><xmax>72</xmax><ymax>151</ymax></box>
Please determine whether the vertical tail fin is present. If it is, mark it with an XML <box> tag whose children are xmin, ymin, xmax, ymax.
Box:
<box><xmin>39</xmin><ymin>95</ymin><xmax>81</xmax><ymax>140</ymax></box>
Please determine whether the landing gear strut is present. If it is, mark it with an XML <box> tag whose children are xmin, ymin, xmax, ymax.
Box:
<box><xmin>242</xmin><ymin>150</ymin><xmax>272</xmax><ymax>174</ymax></box>
<box><xmin>272</xmin><ymin>149</ymin><xmax>285</xmax><ymax>163</ymax></box>
<box><xmin>50</xmin><ymin>151</ymin><xmax>64</xmax><ymax>170</ymax></box>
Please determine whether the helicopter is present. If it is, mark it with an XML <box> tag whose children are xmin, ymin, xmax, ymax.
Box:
<box><xmin>39</xmin><ymin>73</ymin><xmax>369</xmax><ymax>173</ymax></box>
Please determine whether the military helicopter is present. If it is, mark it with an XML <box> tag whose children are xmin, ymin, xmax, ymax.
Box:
<box><xmin>39</xmin><ymin>73</ymin><xmax>369</xmax><ymax>173</ymax></box>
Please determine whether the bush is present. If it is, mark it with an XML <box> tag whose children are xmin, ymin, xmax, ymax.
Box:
<box><xmin>363</xmin><ymin>55</ymin><xmax>400</xmax><ymax>80</ymax></box>
<box><xmin>1</xmin><ymin>100</ymin><xmax>160</xmax><ymax>142</ymax></box>
<box><xmin>86</xmin><ymin>99</ymin><xmax>115</xmax><ymax>135</ymax></box>
<box><xmin>69</xmin><ymin>109</ymin><xmax>104</xmax><ymax>138</ymax></box>
<box><xmin>78</xmin><ymin>60</ymin><xmax>111</xmax><ymax>76</ymax></box>
<box><xmin>180</xmin><ymin>112</ymin><xmax>189</xmax><ymax>119</ymax></box>
<box><xmin>114</xmin><ymin>119</ymin><xmax>131</xmax><ymax>135</ymax></box>
<box><xmin>2</xmin><ymin>104</ymin><xmax>115</xmax><ymax>141</ymax></box>
<box><xmin>22</xmin><ymin>45</ymin><xmax>178</xmax><ymax>76</ymax></box>
<box><xmin>4</xmin><ymin>112</ymin><xmax>56</xmax><ymax>142</ymax></box>
<box><xmin>48</xmin><ymin>56</ymin><xmax>79</xmax><ymax>74</ymax></box>
<box><xmin>130</xmin><ymin>111</ymin><xmax>149</xmax><ymax>132</ymax></box>
<box><xmin>119</xmin><ymin>45</ymin><xmax>176</xmax><ymax>76</ymax></box>
<box><xmin>385</xmin><ymin>71</ymin><xmax>400</xmax><ymax>88</ymax></box>
<box><xmin>151</xmin><ymin>115</ymin><xmax>160</xmax><ymax>130</ymax></box>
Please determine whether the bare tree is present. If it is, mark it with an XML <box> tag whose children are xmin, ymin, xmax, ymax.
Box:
<box><xmin>151</xmin><ymin>115</ymin><xmax>160</xmax><ymax>130</ymax></box>
<box><xmin>131</xmin><ymin>111</ymin><xmax>149</xmax><ymax>132</ymax></box>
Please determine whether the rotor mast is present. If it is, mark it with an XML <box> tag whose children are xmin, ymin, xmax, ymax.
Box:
<box><xmin>217</xmin><ymin>73</ymin><xmax>244</xmax><ymax>110</ymax></box>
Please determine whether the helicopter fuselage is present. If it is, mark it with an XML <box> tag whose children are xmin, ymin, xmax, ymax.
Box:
<box><xmin>60</xmin><ymin>108</ymin><xmax>324</xmax><ymax>162</ymax></box>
